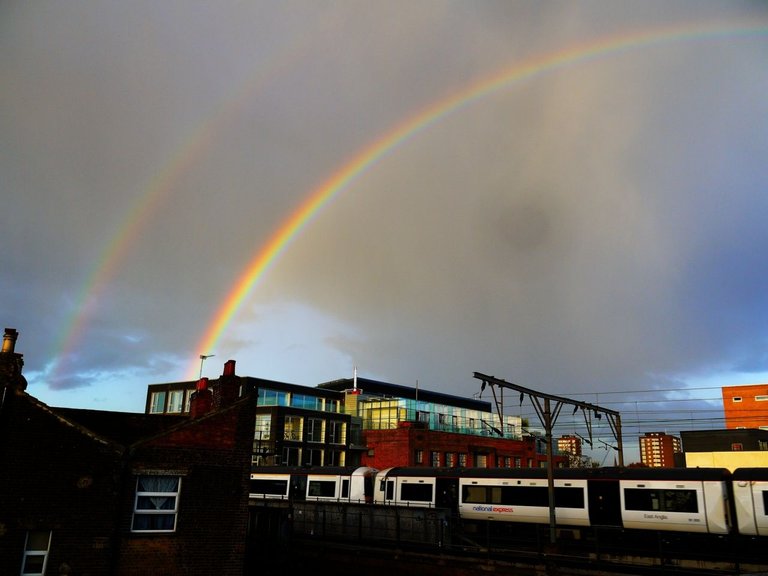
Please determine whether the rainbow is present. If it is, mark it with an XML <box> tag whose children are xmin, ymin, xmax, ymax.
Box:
<box><xmin>187</xmin><ymin>21</ymin><xmax>768</xmax><ymax>379</ymax></box>
<box><xmin>48</xmin><ymin>38</ymin><xmax>315</xmax><ymax>385</ymax></box>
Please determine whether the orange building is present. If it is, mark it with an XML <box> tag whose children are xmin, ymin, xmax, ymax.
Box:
<box><xmin>722</xmin><ymin>384</ymin><xmax>768</xmax><ymax>429</ymax></box>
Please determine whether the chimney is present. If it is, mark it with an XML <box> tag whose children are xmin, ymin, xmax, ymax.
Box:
<box><xmin>2</xmin><ymin>328</ymin><xmax>18</xmax><ymax>353</ymax></box>
<box><xmin>0</xmin><ymin>327</ymin><xmax>27</xmax><ymax>392</ymax></box>
<box><xmin>189</xmin><ymin>378</ymin><xmax>213</xmax><ymax>418</ymax></box>
<box><xmin>214</xmin><ymin>359</ymin><xmax>240</xmax><ymax>409</ymax></box>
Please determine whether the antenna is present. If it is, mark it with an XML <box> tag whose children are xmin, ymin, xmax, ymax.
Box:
<box><xmin>199</xmin><ymin>354</ymin><xmax>215</xmax><ymax>379</ymax></box>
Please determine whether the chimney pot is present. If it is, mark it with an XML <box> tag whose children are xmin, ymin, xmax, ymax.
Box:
<box><xmin>2</xmin><ymin>328</ymin><xmax>18</xmax><ymax>354</ymax></box>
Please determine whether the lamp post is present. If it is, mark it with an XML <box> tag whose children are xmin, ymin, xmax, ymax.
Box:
<box><xmin>198</xmin><ymin>354</ymin><xmax>215</xmax><ymax>379</ymax></box>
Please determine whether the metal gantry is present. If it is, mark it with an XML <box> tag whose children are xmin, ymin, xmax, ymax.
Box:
<box><xmin>473</xmin><ymin>371</ymin><xmax>624</xmax><ymax>544</ymax></box>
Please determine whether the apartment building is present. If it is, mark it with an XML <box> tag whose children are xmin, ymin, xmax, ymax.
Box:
<box><xmin>639</xmin><ymin>431</ymin><xmax>681</xmax><ymax>467</ymax></box>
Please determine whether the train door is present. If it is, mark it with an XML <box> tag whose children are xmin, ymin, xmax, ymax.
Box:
<box><xmin>587</xmin><ymin>479</ymin><xmax>622</xmax><ymax>527</ymax></box>
<box><xmin>290</xmin><ymin>474</ymin><xmax>307</xmax><ymax>501</ymax></box>
<box><xmin>435</xmin><ymin>478</ymin><xmax>459</xmax><ymax>510</ymax></box>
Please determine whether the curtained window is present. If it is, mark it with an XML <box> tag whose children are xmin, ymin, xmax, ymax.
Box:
<box><xmin>132</xmin><ymin>475</ymin><xmax>181</xmax><ymax>532</ymax></box>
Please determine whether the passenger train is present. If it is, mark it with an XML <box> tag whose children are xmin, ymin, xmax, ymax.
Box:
<box><xmin>249</xmin><ymin>465</ymin><xmax>768</xmax><ymax>538</ymax></box>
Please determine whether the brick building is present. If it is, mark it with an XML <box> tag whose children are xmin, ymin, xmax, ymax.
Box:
<box><xmin>0</xmin><ymin>328</ymin><xmax>257</xmax><ymax>576</ymax></box>
<box><xmin>148</xmin><ymin>373</ymin><xmax>565</xmax><ymax>470</ymax></box>
<box><xmin>722</xmin><ymin>383</ymin><xmax>768</xmax><ymax>429</ymax></box>
<box><xmin>638</xmin><ymin>431</ymin><xmax>681</xmax><ymax>467</ymax></box>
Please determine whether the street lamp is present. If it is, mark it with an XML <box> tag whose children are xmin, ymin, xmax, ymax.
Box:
<box><xmin>198</xmin><ymin>354</ymin><xmax>215</xmax><ymax>379</ymax></box>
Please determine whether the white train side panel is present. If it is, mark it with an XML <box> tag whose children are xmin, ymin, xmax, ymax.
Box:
<box><xmin>733</xmin><ymin>479</ymin><xmax>768</xmax><ymax>536</ymax></box>
<box><xmin>373</xmin><ymin>468</ymin><xmax>437</xmax><ymax>508</ymax></box>
<box><xmin>619</xmin><ymin>478</ymin><xmax>729</xmax><ymax>534</ymax></box>
<box><xmin>459</xmin><ymin>477</ymin><xmax>590</xmax><ymax>526</ymax></box>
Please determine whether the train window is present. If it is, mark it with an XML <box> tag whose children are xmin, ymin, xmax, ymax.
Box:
<box><xmin>308</xmin><ymin>480</ymin><xmax>337</xmax><ymax>497</ymax></box>
<box><xmin>385</xmin><ymin>480</ymin><xmax>394</xmax><ymax>500</ymax></box>
<box><xmin>762</xmin><ymin>491</ymin><xmax>768</xmax><ymax>516</ymax></box>
<box><xmin>555</xmin><ymin>487</ymin><xmax>586</xmax><ymax>508</ymax></box>
<box><xmin>401</xmin><ymin>483</ymin><xmax>433</xmax><ymax>502</ymax></box>
<box><xmin>624</xmin><ymin>488</ymin><xmax>698</xmax><ymax>513</ymax></box>
<box><xmin>463</xmin><ymin>485</ymin><xmax>487</xmax><ymax>503</ymax></box>
<box><xmin>461</xmin><ymin>485</ymin><xmax>584</xmax><ymax>508</ymax></box>
<box><xmin>250</xmin><ymin>478</ymin><xmax>289</xmax><ymax>496</ymax></box>
<box><xmin>341</xmin><ymin>479</ymin><xmax>350</xmax><ymax>499</ymax></box>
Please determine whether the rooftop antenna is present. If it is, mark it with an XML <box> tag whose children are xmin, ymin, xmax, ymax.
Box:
<box><xmin>353</xmin><ymin>365</ymin><xmax>357</xmax><ymax>390</ymax></box>
<box><xmin>199</xmin><ymin>354</ymin><xmax>215</xmax><ymax>379</ymax></box>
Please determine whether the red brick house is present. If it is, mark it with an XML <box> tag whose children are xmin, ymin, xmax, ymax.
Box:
<box><xmin>0</xmin><ymin>329</ymin><xmax>257</xmax><ymax>576</ymax></box>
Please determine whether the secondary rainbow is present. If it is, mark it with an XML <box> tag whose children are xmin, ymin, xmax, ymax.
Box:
<box><xmin>188</xmin><ymin>20</ymin><xmax>768</xmax><ymax>379</ymax></box>
<box><xmin>47</xmin><ymin>37</ymin><xmax>314</xmax><ymax>385</ymax></box>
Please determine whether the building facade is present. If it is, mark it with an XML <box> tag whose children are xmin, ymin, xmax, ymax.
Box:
<box><xmin>638</xmin><ymin>431</ymin><xmax>682</xmax><ymax>467</ymax></box>
<box><xmin>146</xmin><ymin>372</ymin><xmax>565</xmax><ymax>469</ymax></box>
<box><xmin>722</xmin><ymin>383</ymin><xmax>768</xmax><ymax>429</ymax></box>
<box><xmin>680</xmin><ymin>428</ymin><xmax>768</xmax><ymax>470</ymax></box>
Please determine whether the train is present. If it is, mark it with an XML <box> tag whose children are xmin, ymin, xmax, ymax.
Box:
<box><xmin>249</xmin><ymin>464</ymin><xmax>768</xmax><ymax>538</ymax></box>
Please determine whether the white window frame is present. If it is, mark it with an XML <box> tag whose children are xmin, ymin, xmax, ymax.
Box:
<box><xmin>131</xmin><ymin>475</ymin><xmax>181</xmax><ymax>533</ymax></box>
<box><xmin>149</xmin><ymin>392</ymin><xmax>166</xmax><ymax>414</ymax></box>
<box><xmin>167</xmin><ymin>390</ymin><xmax>184</xmax><ymax>413</ymax></box>
<box><xmin>756</xmin><ymin>395</ymin><xmax>768</xmax><ymax>402</ymax></box>
<box><xmin>21</xmin><ymin>530</ymin><xmax>51</xmax><ymax>576</ymax></box>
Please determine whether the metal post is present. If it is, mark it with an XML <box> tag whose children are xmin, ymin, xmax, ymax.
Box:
<box><xmin>544</xmin><ymin>397</ymin><xmax>556</xmax><ymax>545</ymax></box>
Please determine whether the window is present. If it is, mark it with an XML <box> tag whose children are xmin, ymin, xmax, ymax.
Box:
<box><xmin>21</xmin><ymin>530</ymin><xmax>51</xmax><ymax>576</ymax></box>
<box><xmin>167</xmin><ymin>390</ymin><xmax>183</xmax><ymax>413</ymax></box>
<box><xmin>308</xmin><ymin>479</ymin><xmax>336</xmax><ymax>497</ymax></box>
<box><xmin>326</xmin><ymin>450</ymin><xmax>344</xmax><ymax>466</ymax></box>
<box><xmin>475</xmin><ymin>453</ymin><xmax>487</xmax><ymax>468</ymax></box>
<box><xmin>305</xmin><ymin>448</ymin><xmax>323</xmax><ymax>466</ymax></box>
<box><xmin>292</xmin><ymin>394</ymin><xmax>321</xmax><ymax>410</ymax></box>
<box><xmin>624</xmin><ymin>488</ymin><xmax>698</xmax><ymax>513</ymax></box>
<box><xmin>431</xmin><ymin>451</ymin><xmax>440</xmax><ymax>467</ymax></box>
<box><xmin>184</xmin><ymin>389</ymin><xmax>193</xmax><ymax>413</ymax></box>
<box><xmin>258</xmin><ymin>388</ymin><xmax>288</xmax><ymax>407</ymax></box>
<box><xmin>255</xmin><ymin>414</ymin><xmax>272</xmax><ymax>441</ymax></box>
<box><xmin>732</xmin><ymin>396</ymin><xmax>742</xmax><ymax>402</ymax></box>
<box><xmin>283</xmin><ymin>446</ymin><xmax>301</xmax><ymax>465</ymax></box>
<box><xmin>732</xmin><ymin>443</ymin><xmax>744</xmax><ymax>451</ymax></box>
<box><xmin>149</xmin><ymin>392</ymin><xmax>166</xmax><ymax>414</ymax></box>
<box><xmin>445</xmin><ymin>452</ymin><xmax>455</xmax><ymax>467</ymax></box>
<box><xmin>757</xmin><ymin>395</ymin><xmax>768</xmax><ymax>402</ymax></box>
<box><xmin>414</xmin><ymin>449</ymin><xmax>423</xmax><ymax>464</ymax></box>
<box><xmin>307</xmin><ymin>418</ymin><xmax>324</xmax><ymax>443</ymax></box>
<box><xmin>401</xmin><ymin>482</ymin><xmax>433</xmax><ymax>503</ymax></box>
<box><xmin>284</xmin><ymin>416</ymin><xmax>303</xmax><ymax>441</ymax></box>
<box><xmin>328</xmin><ymin>421</ymin><xmax>344</xmax><ymax>444</ymax></box>
<box><xmin>462</xmin><ymin>484</ymin><xmax>585</xmax><ymax>509</ymax></box>
<box><xmin>417</xmin><ymin>411</ymin><xmax>430</xmax><ymax>424</ymax></box>
<box><xmin>458</xmin><ymin>453</ymin><xmax>467</xmax><ymax>467</ymax></box>
<box><xmin>132</xmin><ymin>475</ymin><xmax>181</xmax><ymax>532</ymax></box>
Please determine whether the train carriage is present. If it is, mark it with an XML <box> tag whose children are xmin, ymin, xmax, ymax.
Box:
<box><xmin>250</xmin><ymin>465</ymin><xmax>376</xmax><ymax>503</ymax></box>
<box><xmin>373</xmin><ymin>467</ymin><xmax>460</xmax><ymax>508</ymax></box>
<box><xmin>608</xmin><ymin>467</ymin><xmax>732</xmax><ymax>534</ymax></box>
<box><xmin>732</xmin><ymin>467</ymin><xmax>768</xmax><ymax>536</ymax></box>
<box><xmin>458</xmin><ymin>467</ymin><xmax>591</xmax><ymax>526</ymax></box>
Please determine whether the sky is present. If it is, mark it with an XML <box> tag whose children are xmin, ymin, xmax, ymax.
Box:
<box><xmin>3</xmin><ymin>1</ymin><xmax>768</xmax><ymax>464</ymax></box>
